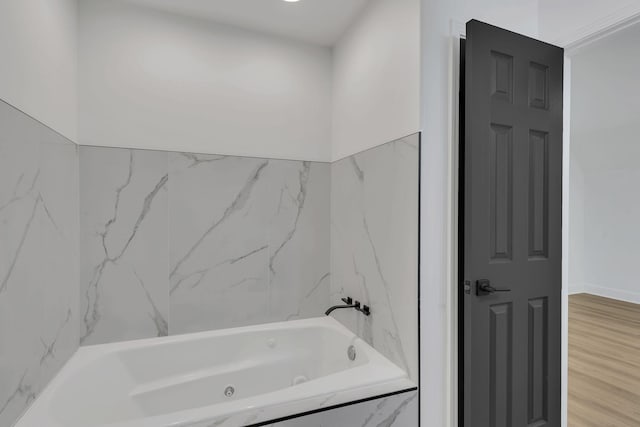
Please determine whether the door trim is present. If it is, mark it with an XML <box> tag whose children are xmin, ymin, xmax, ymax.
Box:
<box><xmin>448</xmin><ymin>21</ymin><xmax>466</xmax><ymax>427</ymax></box>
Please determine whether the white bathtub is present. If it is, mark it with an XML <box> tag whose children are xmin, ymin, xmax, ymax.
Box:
<box><xmin>16</xmin><ymin>317</ymin><xmax>415</xmax><ymax>427</ymax></box>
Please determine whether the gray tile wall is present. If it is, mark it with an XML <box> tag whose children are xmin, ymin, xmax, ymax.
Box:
<box><xmin>0</xmin><ymin>101</ymin><xmax>79</xmax><ymax>427</ymax></box>
<box><xmin>79</xmin><ymin>148</ymin><xmax>330</xmax><ymax>344</ymax></box>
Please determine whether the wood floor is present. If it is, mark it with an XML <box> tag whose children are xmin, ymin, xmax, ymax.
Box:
<box><xmin>569</xmin><ymin>294</ymin><xmax>640</xmax><ymax>426</ymax></box>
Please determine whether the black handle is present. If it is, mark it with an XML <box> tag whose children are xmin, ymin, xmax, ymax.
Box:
<box><xmin>476</xmin><ymin>279</ymin><xmax>511</xmax><ymax>296</ymax></box>
<box><xmin>339</xmin><ymin>297</ymin><xmax>369</xmax><ymax>315</ymax></box>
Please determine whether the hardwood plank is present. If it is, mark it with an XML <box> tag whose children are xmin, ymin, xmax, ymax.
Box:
<box><xmin>569</xmin><ymin>294</ymin><xmax>640</xmax><ymax>426</ymax></box>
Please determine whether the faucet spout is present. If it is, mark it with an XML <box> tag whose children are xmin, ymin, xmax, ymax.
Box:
<box><xmin>325</xmin><ymin>297</ymin><xmax>358</xmax><ymax>316</ymax></box>
<box><xmin>325</xmin><ymin>304</ymin><xmax>357</xmax><ymax>316</ymax></box>
<box><xmin>324</xmin><ymin>297</ymin><xmax>371</xmax><ymax>317</ymax></box>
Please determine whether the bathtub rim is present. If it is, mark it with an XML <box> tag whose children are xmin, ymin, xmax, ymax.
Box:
<box><xmin>16</xmin><ymin>316</ymin><xmax>417</xmax><ymax>427</ymax></box>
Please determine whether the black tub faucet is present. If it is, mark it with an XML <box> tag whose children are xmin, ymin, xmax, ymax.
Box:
<box><xmin>325</xmin><ymin>297</ymin><xmax>371</xmax><ymax>316</ymax></box>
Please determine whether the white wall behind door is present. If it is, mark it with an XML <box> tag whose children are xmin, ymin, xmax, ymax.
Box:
<box><xmin>569</xmin><ymin>23</ymin><xmax>640</xmax><ymax>304</ymax></box>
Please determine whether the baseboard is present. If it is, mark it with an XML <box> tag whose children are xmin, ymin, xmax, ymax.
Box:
<box><xmin>567</xmin><ymin>283</ymin><xmax>586</xmax><ymax>295</ymax></box>
<box><xmin>575</xmin><ymin>283</ymin><xmax>640</xmax><ymax>305</ymax></box>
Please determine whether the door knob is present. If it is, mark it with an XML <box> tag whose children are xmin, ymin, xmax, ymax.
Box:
<box><xmin>476</xmin><ymin>279</ymin><xmax>511</xmax><ymax>296</ymax></box>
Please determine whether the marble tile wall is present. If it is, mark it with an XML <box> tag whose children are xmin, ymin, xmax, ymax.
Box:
<box><xmin>79</xmin><ymin>135</ymin><xmax>420</xmax><ymax>385</ymax></box>
<box><xmin>184</xmin><ymin>390</ymin><xmax>418</xmax><ymax>427</ymax></box>
<box><xmin>330</xmin><ymin>134</ymin><xmax>420</xmax><ymax>384</ymax></box>
<box><xmin>79</xmin><ymin>147</ymin><xmax>169</xmax><ymax>345</ymax></box>
<box><xmin>78</xmin><ymin>135</ymin><xmax>419</xmax><ymax>400</ymax></box>
<box><xmin>265</xmin><ymin>391</ymin><xmax>418</xmax><ymax>427</ymax></box>
<box><xmin>0</xmin><ymin>108</ymin><xmax>418</xmax><ymax>426</ymax></box>
<box><xmin>0</xmin><ymin>101</ymin><xmax>79</xmax><ymax>427</ymax></box>
<box><xmin>168</xmin><ymin>153</ymin><xmax>330</xmax><ymax>334</ymax></box>
<box><xmin>79</xmin><ymin>148</ymin><xmax>330</xmax><ymax>344</ymax></box>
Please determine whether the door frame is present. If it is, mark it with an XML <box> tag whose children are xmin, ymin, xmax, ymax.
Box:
<box><xmin>447</xmin><ymin>9</ymin><xmax>640</xmax><ymax>427</ymax></box>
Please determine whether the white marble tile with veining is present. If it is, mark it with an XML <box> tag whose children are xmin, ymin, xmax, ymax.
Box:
<box><xmin>168</xmin><ymin>153</ymin><xmax>330</xmax><ymax>334</ymax></box>
<box><xmin>80</xmin><ymin>147</ymin><xmax>169</xmax><ymax>345</ymax></box>
<box><xmin>330</xmin><ymin>135</ymin><xmax>420</xmax><ymax>383</ymax></box>
<box><xmin>0</xmin><ymin>105</ymin><xmax>43</xmax><ymax>427</ymax></box>
<box><xmin>0</xmin><ymin>101</ymin><xmax>79</xmax><ymax>427</ymax></box>
<box><xmin>267</xmin><ymin>391</ymin><xmax>418</xmax><ymax>427</ymax></box>
<box><xmin>36</xmin><ymin>133</ymin><xmax>80</xmax><ymax>390</ymax></box>
<box><xmin>184</xmin><ymin>391</ymin><xmax>418</xmax><ymax>427</ymax></box>
<box><xmin>168</xmin><ymin>154</ymin><xmax>272</xmax><ymax>334</ymax></box>
<box><xmin>265</xmin><ymin>159</ymin><xmax>330</xmax><ymax>323</ymax></box>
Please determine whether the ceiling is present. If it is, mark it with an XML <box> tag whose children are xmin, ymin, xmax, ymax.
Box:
<box><xmin>122</xmin><ymin>0</ymin><xmax>370</xmax><ymax>46</ymax></box>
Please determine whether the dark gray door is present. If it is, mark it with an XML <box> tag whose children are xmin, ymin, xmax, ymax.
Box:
<box><xmin>462</xmin><ymin>20</ymin><xmax>563</xmax><ymax>427</ymax></box>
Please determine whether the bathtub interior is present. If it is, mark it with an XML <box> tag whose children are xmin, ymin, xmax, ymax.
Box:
<box><xmin>38</xmin><ymin>319</ymin><xmax>406</xmax><ymax>427</ymax></box>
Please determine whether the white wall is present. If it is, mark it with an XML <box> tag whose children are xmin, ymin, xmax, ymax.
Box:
<box><xmin>78</xmin><ymin>0</ymin><xmax>333</xmax><ymax>161</ymax></box>
<box><xmin>568</xmin><ymin>151</ymin><xmax>585</xmax><ymax>293</ymax></box>
<box><xmin>331</xmin><ymin>0</ymin><xmax>421</xmax><ymax>161</ymax></box>
<box><xmin>79</xmin><ymin>0</ymin><xmax>424</xmax><ymax>161</ymax></box>
<box><xmin>538</xmin><ymin>0</ymin><xmax>640</xmax><ymax>45</ymax></box>
<box><xmin>419</xmin><ymin>1</ymin><xmax>539</xmax><ymax>426</ymax></box>
<box><xmin>0</xmin><ymin>0</ymin><xmax>78</xmax><ymax>142</ymax></box>
<box><xmin>569</xmin><ymin>23</ymin><xmax>640</xmax><ymax>303</ymax></box>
